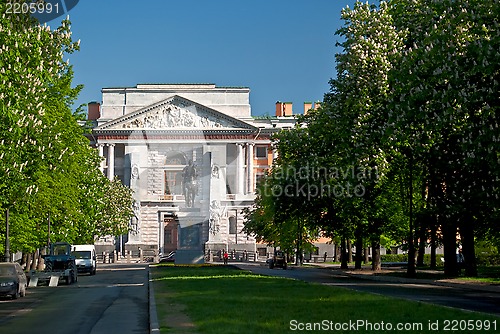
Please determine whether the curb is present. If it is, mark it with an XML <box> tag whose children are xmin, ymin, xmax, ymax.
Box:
<box><xmin>148</xmin><ymin>265</ymin><xmax>160</xmax><ymax>334</ymax></box>
<box><xmin>329</xmin><ymin>268</ymin><xmax>500</xmax><ymax>294</ymax></box>
<box><xmin>303</xmin><ymin>263</ymin><xmax>500</xmax><ymax>293</ymax></box>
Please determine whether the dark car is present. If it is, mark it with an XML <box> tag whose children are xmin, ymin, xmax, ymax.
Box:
<box><xmin>267</xmin><ymin>250</ymin><xmax>287</xmax><ymax>270</ymax></box>
<box><xmin>159</xmin><ymin>251</ymin><xmax>176</xmax><ymax>263</ymax></box>
<box><xmin>0</xmin><ymin>262</ymin><xmax>27</xmax><ymax>299</ymax></box>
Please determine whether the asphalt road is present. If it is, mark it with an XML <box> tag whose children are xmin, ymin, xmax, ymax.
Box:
<box><xmin>0</xmin><ymin>263</ymin><xmax>149</xmax><ymax>334</ymax></box>
<box><xmin>235</xmin><ymin>263</ymin><xmax>500</xmax><ymax>317</ymax></box>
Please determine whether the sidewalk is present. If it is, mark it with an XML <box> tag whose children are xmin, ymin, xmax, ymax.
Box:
<box><xmin>307</xmin><ymin>262</ymin><xmax>500</xmax><ymax>293</ymax></box>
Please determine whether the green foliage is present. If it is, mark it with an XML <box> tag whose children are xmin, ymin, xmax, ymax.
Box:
<box><xmin>96</xmin><ymin>177</ymin><xmax>134</xmax><ymax>237</ymax></box>
<box><xmin>380</xmin><ymin>253</ymin><xmax>408</xmax><ymax>262</ymax></box>
<box><xmin>0</xmin><ymin>5</ymin><xmax>134</xmax><ymax>254</ymax></box>
<box><xmin>475</xmin><ymin>241</ymin><xmax>500</xmax><ymax>266</ymax></box>
<box><xmin>247</xmin><ymin>0</ymin><xmax>500</xmax><ymax>274</ymax></box>
<box><xmin>387</xmin><ymin>0</ymin><xmax>500</xmax><ymax>275</ymax></box>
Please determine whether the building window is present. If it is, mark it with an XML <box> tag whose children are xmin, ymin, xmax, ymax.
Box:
<box><xmin>164</xmin><ymin>152</ymin><xmax>186</xmax><ymax>195</ymax></box>
<box><xmin>229</xmin><ymin>216</ymin><xmax>237</xmax><ymax>234</ymax></box>
<box><xmin>165</xmin><ymin>153</ymin><xmax>185</xmax><ymax>165</ymax></box>
<box><xmin>165</xmin><ymin>170</ymin><xmax>183</xmax><ymax>195</ymax></box>
<box><xmin>255</xmin><ymin>146</ymin><xmax>267</xmax><ymax>159</ymax></box>
<box><xmin>255</xmin><ymin>173</ymin><xmax>265</xmax><ymax>187</ymax></box>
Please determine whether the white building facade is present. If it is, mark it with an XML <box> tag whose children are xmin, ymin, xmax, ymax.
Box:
<box><xmin>88</xmin><ymin>84</ymin><xmax>296</xmax><ymax>261</ymax></box>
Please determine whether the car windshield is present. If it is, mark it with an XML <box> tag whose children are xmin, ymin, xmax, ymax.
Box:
<box><xmin>0</xmin><ymin>265</ymin><xmax>16</xmax><ymax>276</ymax></box>
<box><xmin>54</xmin><ymin>245</ymin><xmax>69</xmax><ymax>255</ymax></box>
<box><xmin>73</xmin><ymin>251</ymin><xmax>91</xmax><ymax>259</ymax></box>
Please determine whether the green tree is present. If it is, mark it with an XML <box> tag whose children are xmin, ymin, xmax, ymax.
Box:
<box><xmin>97</xmin><ymin>177</ymin><xmax>135</xmax><ymax>237</ymax></box>
<box><xmin>0</xmin><ymin>4</ymin><xmax>134</xmax><ymax>259</ymax></box>
<box><xmin>389</xmin><ymin>0</ymin><xmax>500</xmax><ymax>276</ymax></box>
<box><xmin>324</xmin><ymin>1</ymin><xmax>405</xmax><ymax>271</ymax></box>
<box><xmin>0</xmin><ymin>5</ymin><xmax>81</xmax><ymax>253</ymax></box>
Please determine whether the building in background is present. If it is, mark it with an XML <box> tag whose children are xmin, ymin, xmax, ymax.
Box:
<box><xmin>87</xmin><ymin>83</ymin><xmax>318</xmax><ymax>261</ymax></box>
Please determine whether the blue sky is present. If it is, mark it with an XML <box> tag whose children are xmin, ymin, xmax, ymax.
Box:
<box><xmin>48</xmin><ymin>0</ymin><xmax>357</xmax><ymax>116</ymax></box>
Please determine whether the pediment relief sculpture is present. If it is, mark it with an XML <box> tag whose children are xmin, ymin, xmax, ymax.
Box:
<box><xmin>120</xmin><ymin>104</ymin><xmax>233</xmax><ymax>129</ymax></box>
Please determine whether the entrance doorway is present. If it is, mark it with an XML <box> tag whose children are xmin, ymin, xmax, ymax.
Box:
<box><xmin>164</xmin><ymin>216</ymin><xmax>178</xmax><ymax>253</ymax></box>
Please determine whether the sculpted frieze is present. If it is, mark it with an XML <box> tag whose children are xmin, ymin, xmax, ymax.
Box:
<box><xmin>121</xmin><ymin>104</ymin><xmax>232</xmax><ymax>129</ymax></box>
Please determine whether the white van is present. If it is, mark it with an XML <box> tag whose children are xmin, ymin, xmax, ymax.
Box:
<box><xmin>72</xmin><ymin>245</ymin><xmax>97</xmax><ymax>275</ymax></box>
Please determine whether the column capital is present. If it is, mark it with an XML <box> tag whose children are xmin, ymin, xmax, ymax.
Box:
<box><xmin>107</xmin><ymin>143</ymin><xmax>116</xmax><ymax>147</ymax></box>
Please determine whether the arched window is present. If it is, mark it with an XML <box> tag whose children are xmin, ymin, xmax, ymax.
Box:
<box><xmin>165</xmin><ymin>152</ymin><xmax>186</xmax><ymax>165</ymax></box>
<box><xmin>164</xmin><ymin>152</ymin><xmax>187</xmax><ymax>195</ymax></box>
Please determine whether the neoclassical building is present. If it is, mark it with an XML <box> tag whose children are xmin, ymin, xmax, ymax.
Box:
<box><xmin>87</xmin><ymin>83</ymin><xmax>307</xmax><ymax>262</ymax></box>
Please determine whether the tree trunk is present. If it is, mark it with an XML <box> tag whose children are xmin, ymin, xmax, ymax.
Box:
<box><xmin>347</xmin><ymin>240</ymin><xmax>353</xmax><ymax>263</ymax></box>
<box><xmin>371</xmin><ymin>238</ymin><xmax>381</xmax><ymax>271</ymax></box>
<box><xmin>25</xmin><ymin>253</ymin><xmax>32</xmax><ymax>271</ymax></box>
<box><xmin>417</xmin><ymin>168</ymin><xmax>428</xmax><ymax>267</ymax></box>
<box><xmin>340</xmin><ymin>238</ymin><xmax>348</xmax><ymax>269</ymax></box>
<box><xmin>430</xmin><ymin>218</ymin><xmax>437</xmax><ymax>269</ymax></box>
<box><xmin>30</xmin><ymin>250</ymin><xmax>39</xmax><ymax>271</ymax></box>
<box><xmin>36</xmin><ymin>248</ymin><xmax>45</xmax><ymax>271</ymax></box>
<box><xmin>417</xmin><ymin>218</ymin><xmax>426</xmax><ymax>267</ymax></box>
<box><xmin>296</xmin><ymin>218</ymin><xmax>301</xmax><ymax>266</ymax></box>
<box><xmin>355</xmin><ymin>234</ymin><xmax>363</xmax><ymax>270</ymax></box>
<box><xmin>442</xmin><ymin>219</ymin><xmax>458</xmax><ymax>277</ymax></box>
<box><xmin>460</xmin><ymin>217</ymin><xmax>477</xmax><ymax>277</ymax></box>
<box><xmin>334</xmin><ymin>244</ymin><xmax>341</xmax><ymax>262</ymax></box>
<box><xmin>20</xmin><ymin>253</ymin><xmax>28</xmax><ymax>269</ymax></box>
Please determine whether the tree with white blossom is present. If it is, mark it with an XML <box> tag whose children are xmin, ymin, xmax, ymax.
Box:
<box><xmin>325</xmin><ymin>0</ymin><xmax>406</xmax><ymax>271</ymax></box>
<box><xmin>0</xmin><ymin>5</ymin><xmax>134</xmax><ymax>260</ymax></box>
<box><xmin>389</xmin><ymin>0</ymin><xmax>500</xmax><ymax>276</ymax></box>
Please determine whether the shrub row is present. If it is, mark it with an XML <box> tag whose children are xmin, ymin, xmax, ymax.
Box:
<box><xmin>380</xmin><ymin>254</ymin><xmax>445</xmax><ymax>267</ymax></box>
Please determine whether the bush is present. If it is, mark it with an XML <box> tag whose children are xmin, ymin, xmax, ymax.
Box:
<box><xmin>475</xmin><ymin>241</ymin><xmax>500</xmax><ymax>266</ymax></box>
<box><xmin>380</xmin><ymin>253</ymin><xmax>444</xmax><ymax>267</ymax></box>
<box><xmin>422</xmin><ymin>254</ymin><xmax>444</xmax><ymax>267</ymax></box>
<box><xmin>380</xmin><ymin>254</ymin><xmax>407</xmax><ymax>262</ymax></box>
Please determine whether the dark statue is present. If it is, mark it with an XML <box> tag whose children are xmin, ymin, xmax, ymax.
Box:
<box><xmin>182</xmin><ymin>160</ymin><xmax>197</xmax><ymax>207</ymax></box>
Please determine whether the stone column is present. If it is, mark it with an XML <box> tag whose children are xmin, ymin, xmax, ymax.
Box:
<box><xmin>246</xmin><ymin>143</ymin><xmax>254</xmax><ymax>194</ymax></box>
<box><xmin>107</xmin><ymin>143</ymin><xmax>115</xmax><ymax>180</ymax></box>
<box><xmin>236</xmin><ymin>143</ymin><xmax>245</xmax><ymax>195</ymax></box>
<box><xmin>97</xmin><ymin>143</ymin><xmax>104</xmax><ymax>173</ymax></box>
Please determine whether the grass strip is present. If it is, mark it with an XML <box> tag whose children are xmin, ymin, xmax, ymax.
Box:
<box><xmin>151</xmin><ymin>264</ymin><xmax>499</xmax><ymax>334</ymax></box>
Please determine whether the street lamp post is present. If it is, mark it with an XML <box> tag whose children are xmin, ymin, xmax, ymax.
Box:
<box><xmin>4</xmin><ymin>208</ymin><xmax>10</xmax><ymax>262</ymax></box>
<box><xmin>47</xmin><ymin>212</ymin><xmax>51</xmax><ymax>248</ymax></box>
<box><xmin>235</xmin><ymin>209</ymin><xmax>238</xmax><ymax>245</ymax></box>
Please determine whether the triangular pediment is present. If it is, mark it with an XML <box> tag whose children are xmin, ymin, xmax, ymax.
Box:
<box><xmin>96</xmin><ymin>96</ymin><xmax>256</xmax><ymax>131</ymax></box>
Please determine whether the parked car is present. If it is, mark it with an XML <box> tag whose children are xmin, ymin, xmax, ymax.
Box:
<box><xmin>267</xmin><ymin>250</ymin><xmax>287</xmax><ymax>270</ymax></box>
<box><xmin>159</xmin><ymin>251</ymin><xmax>176</xmax><ymax>263</ymax></box>
<box><xmin>0</xmin><ymin>262</ymin><xmax>27</xmax><ymax>299</ymax></box>
<box><xmin>72</xmin><ymin>244</ymin><xmax>97</xmax><ymax>275</ymax></box>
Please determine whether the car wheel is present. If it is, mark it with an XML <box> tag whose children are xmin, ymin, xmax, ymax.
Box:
<box><xmin>20</xmin><ymin>285</ymin><xmax>26</xmax><ymax>297</ymax></box>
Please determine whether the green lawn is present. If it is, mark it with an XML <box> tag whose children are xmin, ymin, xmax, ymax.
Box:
<box><xmin>151</xmin><ymin>264</ymin><xmax>499</xmax><ymax>334</ymax></box>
